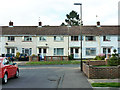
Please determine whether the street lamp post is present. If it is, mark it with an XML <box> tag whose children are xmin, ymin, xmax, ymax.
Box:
<box><xmin>74</xmin><ymin>3</ymin><xmax>83</xmax><ymax>71</ymax></box>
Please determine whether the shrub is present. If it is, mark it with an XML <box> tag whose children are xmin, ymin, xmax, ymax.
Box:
<box><xmin>32</xmin><ymin>54</ymin><xmax>36</xmax><ymax>57</ymax></box>
<box><xmin>94</xmin><ymin>54</ymin><xmax>105</xmax><ymax>60</ymax></box>
<box><xmin>16</xmin><ymin>52</ymin><xmax>20</xmax><ymax>58</ymax></box>
<box><xmin>108</xmin><ymin>56</ymin><xmax>120</xmax><ymax>66</ymax></box>
<box><xmin>69</xmin><ymin>54</ymin><xmax>74</xmax><ymax>60</ymax></box>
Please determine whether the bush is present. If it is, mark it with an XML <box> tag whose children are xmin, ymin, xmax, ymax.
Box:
<box><xmin>69</xmin><ymin>54</ymin><xmax>73</xmax><ymax>60</ymax></box>
<box><xmin>32</xmin><ymin>54</ymin><xmax>37</xmax><ymax>57</ymax></box>
<box><xmin>16</xmin><ymin>52</ymin><xmax>20</xmax><ymax>59</ymax></box>
<box><xmin>94</xmin><ymin>54</ymin><xmax>105</xmax><ymax>60</ymax></box>
<box><xmin>108</xmin><ymin>56</ymin><xmax>120</xmax><ymax>66</ymax></box>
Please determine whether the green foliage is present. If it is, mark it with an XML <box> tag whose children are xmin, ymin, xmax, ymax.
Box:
<box><xmin>68</xmin><ymin>54</ymin><xmax>74</xmax><ymax>60</ymax></box>
<box><xmin>108</xmin><ymin>56</ymin><xmax>120</xmax><ymax>66</ymax></box>
<box><xmin>94</xmin><ymin>55</ymin><xmax>105</xmax><ymax>60</ymax></box>
<box><xmin>16</xmin><ymin>52</ymin><xmax>20</xmax><ymax>58</ymax></box>
<box><xmin>91</xmin><ymin>82</ymin><xmax>120</xmax><ymax>87</ymax></box>
<box><xmin>113</xmin><ymin>49</ymin><xmax>117</xmax><ymax>54</ymax></box>
<box><xmin>61</xmin><ymin>10</ymin><xmax>81</xmax><ymax>26</ymax></box>
<box><xmin>32</xmin><ymin>54</ymin><xmax>36</xmax><ymax>57</ymax></box>
<box><xmin>26</xmin><ymin>60</ymin><xmax>80</xmax><ymax>65</ymax></box>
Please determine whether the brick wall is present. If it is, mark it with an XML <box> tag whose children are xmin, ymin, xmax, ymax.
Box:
<box><xmin>86</xmin><ymin>60</ymin><xmax>106</xmax><ymax>66</ymax></box>
<box><xmin>83</xmin><ymin>61</ymin><xmax>120</xmax><ymax>79</ymax></box>
<box><xmin>44</xmin><ymin>56</ymin><xmax>68</xmax><ymax>61</ymax></box>
<box><xmin>29</xmin><ymin>56</ymin><xmax>68</xmax><ymax>61</ymax></box>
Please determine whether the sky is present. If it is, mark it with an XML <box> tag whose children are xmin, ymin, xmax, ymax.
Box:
<box><xmin>0</xmin><ymin>0</ymin><xmax>119</xmax><ymax>26</ymax></box>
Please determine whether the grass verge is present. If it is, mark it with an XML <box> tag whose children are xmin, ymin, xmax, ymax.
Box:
<box><xmin>26</xmin><ymin>60</ymin><xmax>80</xmax><ymax>65</ymax></box>
<box><xmin>91</xmin><ymin>82</ymin><xmax>120</xmax><ymax>87</ymax></box>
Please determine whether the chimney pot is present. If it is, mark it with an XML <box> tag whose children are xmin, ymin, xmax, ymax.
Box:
<box><xmin>9</xmin><ymin>21</ymin><xmax>13</xmax><ymax>27</ymax></box>
<box><xmin>97</xmin><ymin>21</ymin><xmax>100</xmax><ymax>27</ymax></box>
<box><xmin>38</xmin><ymin>22</ymin><xmax>42</xmax><ymax>27</ymax></box>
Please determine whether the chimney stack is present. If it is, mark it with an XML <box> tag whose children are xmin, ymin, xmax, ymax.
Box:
<box><xmin>9</xmin><ymin>21</ymin><xmax>13</xmax><ymax>27</ymax></box>
<box><xmin>38</xmin><ymin>21</ymin><xmax>42</xmax><ymax>27</ymax></box>
<box><xmin>97</xmin><ymin>21</ymin><xmax>100</xmax><ymax>27</ymax></box>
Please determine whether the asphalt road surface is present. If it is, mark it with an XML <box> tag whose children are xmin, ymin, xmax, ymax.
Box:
<box><xmin>2</xmin><ymin>65</ymin><xmax>80</xmax><ymax>89</ymax></box>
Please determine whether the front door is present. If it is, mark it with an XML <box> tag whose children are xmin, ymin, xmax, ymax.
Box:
<box><xmin>103</xmin><ymin>48</ymin><xmax>111</xmax><ymax>58</ymax></box>
<box><xmin>70</xmin><ymin>48</ymin><xmax>80</xmax><ymax>59</ymax></box>
<box><xmin>39</xmin><ymin>48</ymin><xmax>47</xmax><ymax>59</ymax></box>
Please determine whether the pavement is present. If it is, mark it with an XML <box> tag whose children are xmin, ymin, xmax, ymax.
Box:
<box><xmin>13</xmin><ymin>61</ymin><xmax>120</xmax><ymax>89</ymax></box>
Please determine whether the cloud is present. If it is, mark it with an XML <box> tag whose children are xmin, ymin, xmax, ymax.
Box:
<box><xmin>0</xmin><ymin>0</ymin><xmax>119</xmax><ymax>26</ymax></box>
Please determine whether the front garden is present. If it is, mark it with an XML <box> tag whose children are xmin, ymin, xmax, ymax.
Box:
<box><xmin>83</xmin><ymin>49</ymin><xmax>120</xmax><ymax>79</ymax></box>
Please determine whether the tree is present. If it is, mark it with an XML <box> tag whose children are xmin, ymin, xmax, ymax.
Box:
<box><xmin>61</xmin><ymin>10</ymin><xmax>80</xmax><ymax>26</ymax></box>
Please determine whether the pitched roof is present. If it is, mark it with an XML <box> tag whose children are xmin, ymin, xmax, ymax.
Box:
<box><xmin>1</xmin><ymin>25</ymin><xmax>119</xmax><ymax>36</ymax></box>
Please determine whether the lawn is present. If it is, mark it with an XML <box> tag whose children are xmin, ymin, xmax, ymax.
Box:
<box><xmin>92</xmin><ymin>65</ymin><xmax>110</xmax><ymax>67</ymax></box>
<box><xmin>26</xmin><ymin>60</ymin><xmax>80</xmax><ymax>65</ymax></box>
<box><xmin>91</xmin><ymin>82</ymin><xmax>120</xmax><ymax>87</ymax></box>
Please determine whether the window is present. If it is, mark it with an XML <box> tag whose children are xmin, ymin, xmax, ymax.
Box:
<box><xmin>71</xmin><ymin>36</ymin><xmax>78</xmax><ymax>41</ymax></box>
<box><xmin>39</xmin><ymin>36</ymin><xmax>46</xmax><ymax>41</ymax></box>
<box><xmin>54</xmin><ymin>48</ymin><xmax>64</xmax><ymax>55</ymax></box>
<box><xmin>118</xmin><ymin>48</ymin><xmax>120</xmax><ymax>54</ymax></box>
<box><xmin>85</xmin><ymin>36</ymin><xmax>96</xmax><ymax>41</ymax></box>
<box><xmin>22</xmin><ymin>48</ymin><xmax>32</xmax><ymax>55</ymax></box>
<box><xmin>118</xmin><ymin>36</ymin><xmax>120</xmax><ymax>41</ymax></box>
<box><xmin>54</xmin><ymin>36</ymin><xmax>64</xmax><ymax>41</ymax></box>
<box><xmin>75</xmin><ymin>48</ymin><xmax>79</xmax><ymax>53</ymax></box>
<box><xmin>8</xmin><ymin>36</ymin><xmax>15</xmax><ymax>41</ymax></box>
<box><xmin>24</xmin><ymin>36</ymin><xmax>32</xmax><ymax>41</ymax></box>
<box><xmin>86</xmin><ymin>48</ymin><xmax>96</xmax><ymax>55</ymax></box>
<box><xmin>103</xmin><ymin>36</ymin><xmax>111</xmax><ymax>41</ymax></box>
<box><xmin>103</xmin><ymin>48</ymin><xmax>106</xmax><ymax>54</ymax></box>
<box><xmin>7</xmin><ymin>48</ymin><xmax>10</xmax><ymax>54</ymax></box>
<box><xmin>11</xmin><ymin>48</ymin><xmax>15</xmax><ymax>53</ymax></box>
<box><xmin>43</xmin><ymin>49</ymin><xmax>47</xmax><ymax>53</ymax></box>
<box><xmin>70</xmin><ymin>48</ymin><xmax>73</xmax><ymax>54</ymax></box>
<box><xmin>39</xmin><ymin>48</ymin><xmax>41</xmax><ymax>53</ymax></box>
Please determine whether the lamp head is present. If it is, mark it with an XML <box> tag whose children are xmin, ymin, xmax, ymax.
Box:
<box><xmin>74</xmin><ymin>3</ymin><xmax>82</xmax><ymax>5</ymax></box>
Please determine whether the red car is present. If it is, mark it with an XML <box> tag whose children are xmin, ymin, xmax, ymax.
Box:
<box><xmin>0</xmin><ymin>57</ymin><xmax>19</xmax><ymax>84</ymax></box>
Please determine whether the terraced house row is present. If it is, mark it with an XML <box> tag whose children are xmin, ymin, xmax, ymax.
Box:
<box><xmin>0</xmin><ymin>21</ymin><xmax>119</xmax><ymax>59</ymax></box>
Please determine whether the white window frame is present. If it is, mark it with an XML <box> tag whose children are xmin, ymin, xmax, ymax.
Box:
<box><xmin>39</xmin><ymin>36</ymin><xmax>46</xmax><ymax>41</ymax></box>
<box><xmin>8</xmin><ymin>36</ymin><xmax>15</xmax><ymax>41</ymax></box>
<box><xmin>54</xmin><ymin>36</ymin><xmax>64</xmax><ymax>41</ymax></box>
<box><xmin>54</xmin><ymin>48</ymin><xmax>64</xmax><ymax>56</ymax></box>
<box><xmin>103</xmin><ymin>36</ymin><xmax>111</xmax><ymax>41</ymax></box>
<box><xmin>24</xmin><ymin>36</ymin><xmax>32</xmax><ymax>41</ymax></box>
<box><xmin>85</xmin><ymin>36</ymin><xmax>96</xmax><ymax>41</ymax></box>
<box><xmin>22</xmin><ymin>48</ymin><xmax>32</xmax><ymax>56</ymax></box>
<box><xmin>86</xmin><ymin>48</ymin><xmax>96</xmax><ymax>56</ymax></box>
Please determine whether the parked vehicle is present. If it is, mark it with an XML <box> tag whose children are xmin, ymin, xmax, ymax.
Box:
<box><xmin>5</xmin><ymin>54</ymin><xmax>15</xmax><ymax>61</ymax></box>
<box><xmin>0</xmin><ymin>57</ymin><xmax>19</xmax><ymax>84</ymax></box>
<box><xmin>18</xmin><ymin>53</ymin><xmax>29</xmax><ymax>61</ymax></box>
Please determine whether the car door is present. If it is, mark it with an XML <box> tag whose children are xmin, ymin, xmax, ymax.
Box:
<box><xmin>9</xmin><ymin>60</ymin><xmax>16</xmax><ymax>76</ymax></box>
<box><xmin>3</xmin><ymin>58</ymin><xmax>13</xmax><ymax>78</ymax></box>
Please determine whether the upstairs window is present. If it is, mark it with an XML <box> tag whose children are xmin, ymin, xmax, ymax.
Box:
<box><xmin>24</xmin><ymin>36</ymin><xmax>32</xmax><ymax>41</ymax></box>
<box><xmin>8</xmin><ymin>36</ymin><xmax>15</xmax><ymax>41</ymax></box>
<box><xmin>85</xmin><ymin>36</ymin><xmax>96</xmax><ymax>41</ymax></box>
<box><xmin>54</xmin><ymin>36</ymin><xmax>64</xmax><ymax>41</ymax></box>
<box><xmin>71</xmin><ymin>36</ymin><xmax>78</xmax><ymax>41</ymax></box>
<box><xmin>103</xmin><ymin>36</ymin><xmax>111</xmax><ymax>41</ymax></box>
<box><xmin>39</xmin><ymin>36</ymin><xmax>46</xmax><ymax>41</ymax></box>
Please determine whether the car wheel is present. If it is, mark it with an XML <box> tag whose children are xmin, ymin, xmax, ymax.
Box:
<box><xmin>2</xmin><ymin>73</ymin><xmax>8</xmax><ymax>84</ymax></box>
<box><xmin>15</xmin><ymin>69</ymin><xmax>19</xmax><ymax>78</ymax></box>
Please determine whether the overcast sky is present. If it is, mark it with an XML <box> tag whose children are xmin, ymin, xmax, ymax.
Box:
<box><xmin>0</xmin><ymin>0</ymin><xmax>119</xmax><ymax>26</ymax></box>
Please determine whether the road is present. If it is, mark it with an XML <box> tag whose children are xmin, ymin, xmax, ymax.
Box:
<box><xmin>2</xmin><ymin>64</ymin><xmax>92</xmax><ymax>89</ymax></box>
<box><xmin>2</xmin><ymin>65</ymin><xmax>78</xmax><ymax>88</ymax></box>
